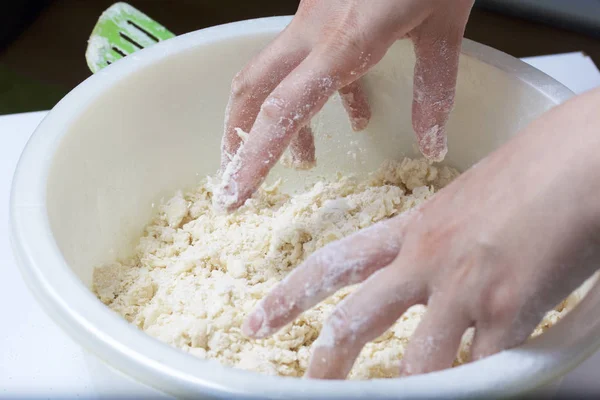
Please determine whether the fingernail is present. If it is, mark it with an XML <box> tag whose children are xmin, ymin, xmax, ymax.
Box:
<box><xmin>398</xmin><ymin>363</ymin><xmax>410</xmax><ymax>377</ymax></box>
<box><xmin>351</xmin><ymin>116</ymin><xmax>369</xmax><ymax>132</ymax></box>
<box><xmin>422</xmin><ymin>144</ymin><xmax>448</xmax><ymax>163</ymax></box>
<box><xmin>242</xmin><ymin>307</ymin><xmax>265</xmax><ymax>338</ymax></box>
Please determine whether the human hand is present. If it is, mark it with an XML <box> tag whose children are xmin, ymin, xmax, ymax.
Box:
<box><xmin>242</xmin><ymin>88</ymin><xmax>600</xmax><ymax>379</ymax></box>
<box><xmin>216</xmin><ymin>0</ymin><xmax>474</xmax><ymax>211</ymax></box>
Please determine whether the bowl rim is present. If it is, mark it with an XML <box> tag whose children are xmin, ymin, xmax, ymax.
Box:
<box><xmin>11</xmin><ymin>15</ymin><xmax>595</xmax><ymax>399</ymax></box>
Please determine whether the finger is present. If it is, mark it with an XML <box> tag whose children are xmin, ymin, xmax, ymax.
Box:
<box><xmin>339</xmin><ymin>80</ymin><xmax>371</xmax><ymax>132</ymax></box>
<box><xmin>283</xmin><ymin>125</ymin><xmax>316</xmax><ymax>170</ymax></box>
<box><xmin>470</xmin><ymin>309</ymin><xmax>543</xmax><ymax>362</ymax></box>
<box><xmin>243</xmin><ymin>218</ymin><xmax>409</xmax><ymax>339</ymax></box>
<box><xmin>399</xmin><ymin>296</ymin><xmax>471</xmax><ymax>376</ymax></box>
<box><xmin>306</xmin><ymin>266</ymin><xmax>426</xmax><ymax>379</ymax></box>
<box><xmin>410</xmin><ymin>6</ymin><xmax>471</xmax><ymax>162</ymax></box>
<box><xmin>469</xmin><ymin>326</ymin><xmax>506</xmax><ymax>362</ymax></box>
<box><xmin>221</xmin><ymin>30</ymin><xmax>309</xmax><ymax>171</ymax></box>
<box><xmin>214</xmin><ymin>49</ymin><xmax>359</xmax><ymax>211</ymax></box>
<box><xmin>285</xmin><ymin>79</ymin><xmax>372</xmax><ymax>169</ymax></box>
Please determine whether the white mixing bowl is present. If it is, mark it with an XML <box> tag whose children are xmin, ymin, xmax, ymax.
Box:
<box><xmin>10</xmin><ymin>16</ymin><xmax>600</xmax><ymax>399</ymax></box>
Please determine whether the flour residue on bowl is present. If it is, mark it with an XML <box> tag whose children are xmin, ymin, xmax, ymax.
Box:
<box><xmin>92</xmin><ymin>158</ymin><xmax>572</xmax><ymax>379</ymax></box>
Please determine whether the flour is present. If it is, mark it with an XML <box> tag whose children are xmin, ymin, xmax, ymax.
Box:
<box><xmin>86</xmin><ymin>36</ymin><xmax>111</xmax><ymax>66</ymax></box>
<box><xmin>93</xmin><ymin>158</ymin><xmax>572</xmax><ymax>379</ymax></box>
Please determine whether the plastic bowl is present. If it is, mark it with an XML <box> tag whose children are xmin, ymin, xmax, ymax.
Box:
<box><xmin>11</xmin><ymin>16</ymin><xmax>600</xmax><ymax>399</ymax></box>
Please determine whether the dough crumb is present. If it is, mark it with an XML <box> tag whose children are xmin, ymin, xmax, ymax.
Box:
<box><xmin>93</xmin><ymin>158</ymin><xmax>573</xmax><ymax>379</ymax></box>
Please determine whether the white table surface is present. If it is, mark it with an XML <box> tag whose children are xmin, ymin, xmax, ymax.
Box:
<box><xmin>2</xmin><ymin>53</ymin><xmax>600</xmax><ymax>398</ymax></box>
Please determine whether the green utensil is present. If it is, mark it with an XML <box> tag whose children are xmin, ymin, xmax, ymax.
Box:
<box><xmin>85</xmin><ymin>2</ymin><xmax>175</xmax><ymax>73</ymax></box>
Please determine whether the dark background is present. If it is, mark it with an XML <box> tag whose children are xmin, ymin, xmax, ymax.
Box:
<box><xmin>1</xmin><ymin>0</ymin><xmax>599</xmax><ymax>115</ymax></box>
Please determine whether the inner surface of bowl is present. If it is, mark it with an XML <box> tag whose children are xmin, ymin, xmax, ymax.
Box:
<box><xmin>47</xmin><ymin>33</ymin><xmax>556</xmax><ymax>287</ymax></box>
<box><xmin>16</xmin><ymin>16</ymin><xmax>600</xmax><ymax>399</ymax></box>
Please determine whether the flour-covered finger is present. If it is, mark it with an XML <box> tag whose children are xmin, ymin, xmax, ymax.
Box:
<box><xmin>306</xmin><ymin>267</ymin><xmax>426</xmax><ymax>379</ymax></box>
<box><xmin>410</xmin><ymin>3</ymin><xmax>472</xmax><ymax>162</ymax></box>
<box><xmin>221</xmin><ymin>30</ymin><xmax>308</xmax><ymax>171</ymax></box>
<box><xmin>469</xmin><ymin>304</ymin><xmax>545</xmax><ymax>362</ymax></box>
<box><xmin>243</xmin><ymin>220</ymin><xmax>406</xmax><ymax>339</ymax></box>
<box><xmin>339</xmin><ymin>80</ymin><xmax>371</xmax><ymax>132</ymax></box>
<box><xmin>400</xmin><ymin>297</ymin><xmax>471</xmax><ymax>376</ymax></box>
<box><xmin>214</xmin><ymin>51</ymin><xmax>354</xmax><ymax>212</ymax></box>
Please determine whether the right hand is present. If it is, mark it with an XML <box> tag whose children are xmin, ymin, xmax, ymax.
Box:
<box><xmin>216</xmin><ymin>0</ymin><xmax>475</xmax><ymax>212</ymax></box>
<box><xmin>242</xmin><ymin>87</ymin><xmax>600</xmax><ymax>379</ymax></box>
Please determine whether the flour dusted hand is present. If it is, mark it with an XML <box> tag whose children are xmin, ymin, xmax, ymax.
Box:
<box><xmin>243</xmin><ymin>88</ymin><xmax>600</xmax><ymax>379</ymax></box>
<box><xmin>216</xmin><ymin>0</ymin><xmax>475</xmax><ymax>212</ymax></box>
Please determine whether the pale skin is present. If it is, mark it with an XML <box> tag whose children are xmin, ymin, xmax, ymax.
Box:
<box><xmin>217</xmin><ymin>0</ymin><xmax>600</xmax><ymax>379</ymax></box>
<box><xmin>216</xmin><ymin>0</ymin><xmax>473</xmax><ymax>210</ymax></box>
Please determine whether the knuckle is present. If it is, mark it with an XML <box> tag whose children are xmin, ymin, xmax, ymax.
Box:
<box><xmin>260</xmin><ymin>96</ymin><xmax>289</xmax><ymax>124</ymax></box>
<box><xmin>260</xmin><ymin>95</ymin><xmax>307</xmax><ymax>135</ymax></box>
<box><xmin>320</xmin><ymin>306</ymin><xmax>356</xmax><ymax>347</ymax></box>
<box><xmin>414</xmin><ymin>223</ymin><xmax>457</xmax><ymax>260</ymax></box>
<box><xmin>482</xmin><ymin>283</ymin><xmax>520</xmax><ymax>323</ymax></box>
<box><xmin>264</xmin><ymin>286</ymin><xmax>298</xmax><ymax>322</ymax></box>
<box><xmin>317</xmin><ymin>18</ymin><xmax>374</xmax><ymax>75</ymax></box>
<box><xmin>334</xmin><ymin>31</ymin><xmax>363</xmax><ymax>56</ymax></box>
<box><xmin>322</xmin><ymin>33</ymin><xmax>367</xmax><ymax>68</ymax></box>
<box><xmin>452</xmin><ymin>240</ymin><xmax>495</xmax><ymax>278</ymax></box>
<box><xmin>440</xmin><ymin>240</ymin><xmax>522</xmax><ymax>324</ymax></box>
<box><xmin>230</xmin><ymin>69</ymin><xmax>254</xmax><ymax>99</ymax></box>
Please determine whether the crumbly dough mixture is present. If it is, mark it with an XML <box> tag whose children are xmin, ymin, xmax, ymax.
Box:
<box><xmin>93</xmin><ymin>158</ymin><xmax>570</xmax><ymax>379</ymax></box>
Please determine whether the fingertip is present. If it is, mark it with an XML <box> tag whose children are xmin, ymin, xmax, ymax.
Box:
<box><xmin>281</xmin><ymin>154</ymin><xmax>317</xmax><ymax>170</ymax></box>
<box><xmin>212</xmin><ymin>178</ymin><xmax>241</xmax><ymax>213</ymax></box>
<box><xmin>242</xmin><ymin>306</ymin><xmax>266</xmax><ymax>338</ymax></box>
<box><xmin>350</xmin><ymin>116</ymin><xmax>370</xmax><ymax>132</ymax></box>
<box><xmin>212</xmin><ymin>145</ymin><xmax>260</xmax><ymax>213</ymax></box>
<box><xmin>399</xmin><ymin>305</ymin><xmax>470</xmax><ymax>378</ymax></box>
<box><xmin>414</xmin><ymin>123</ymin><xmax>448</xmax><ymax>163</ymax></box>
<box><xmin>305</xmin><ymin>345</ymin><xmax>356</xmax><ymax>380</ymax></box>
<box><xmin>212</xmin><ymin>176</ymin><xmax>257</xmax><ymax>214</ymax></box>
<box><xmin>339</xmin><ymin>81</ymin><xmax>371</xmax><ymax>132</ymax></box>
<box><xmin>398</xmin><ymin>361</ymin><xmax>414</xmax><ymax>378</ymax></box>
<box><xmin>285</xmin><ymin>124</ymin><xmax>316</xmax><ymax>170</ymax></box>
